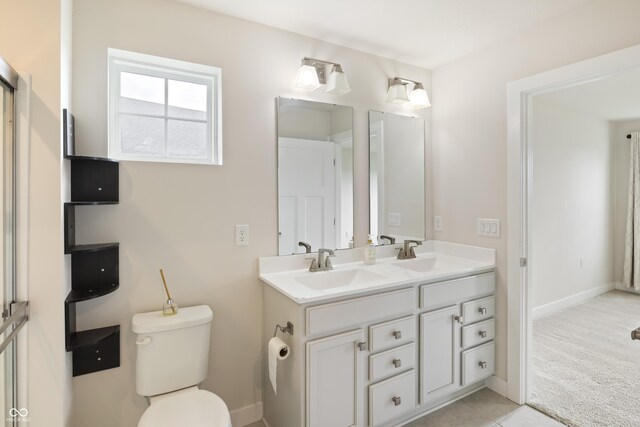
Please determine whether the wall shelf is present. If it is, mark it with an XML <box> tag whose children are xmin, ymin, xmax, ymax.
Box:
<box><xmin>63</xmin><ymin>109</ymin><xmax>121</xmax><ymax>377</ymax></box>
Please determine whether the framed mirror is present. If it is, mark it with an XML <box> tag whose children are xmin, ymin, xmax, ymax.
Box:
<box><xmin>369</xmin><ymin>111</ymin><xmax>425</xmax><ymax>244</ymax></box>
<box><xmin>277</xmin><ymin>98</ymin><xmax>354</xmax><ymax>255</ymax></box>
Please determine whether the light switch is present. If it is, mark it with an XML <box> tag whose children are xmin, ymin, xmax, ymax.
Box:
<box><xmin>477</xmin><ymin>218</ymin><xmax>500</xmax><ymax>238</ymax></box>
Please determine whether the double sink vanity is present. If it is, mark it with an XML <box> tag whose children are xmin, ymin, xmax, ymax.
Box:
<box><xmin>259</xmin><ymin>241</ymin><xmax>496</xmax><ymax>427</ymax></box>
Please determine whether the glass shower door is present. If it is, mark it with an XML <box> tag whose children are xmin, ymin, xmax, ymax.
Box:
<box><xmin>0</xmin><ymin>57</ymin><xmax>27</xmax><ymax>426</ymax></box>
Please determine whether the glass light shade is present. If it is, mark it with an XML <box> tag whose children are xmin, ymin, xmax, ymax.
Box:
<box><xmin>409</xmin><ymin>85</ymin><xmax>431</xmax><ymax>109</ymax></box>
<box><xmin>386</xmin><ymin>82</ymin><xmax>409</xmax><ymax>104</ymax></box>
<box><xmin>293</xmin><ymin>64</ymin><xmax>321</xmax><ymax>91</ymax></box>
<box><xmin>325</xmin><ymin>66</ymin><xmax>351</xmax><ymax>95</ymax></box>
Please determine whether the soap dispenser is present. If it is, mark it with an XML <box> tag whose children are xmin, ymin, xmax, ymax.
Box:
<box><xmin>364</xmin><ymin>235</ymin><xmax>376</xmax><ymax>265</ymax></box>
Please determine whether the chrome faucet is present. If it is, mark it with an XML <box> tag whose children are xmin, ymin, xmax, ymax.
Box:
<box><xmin>379</xmin><ymin>235</ymin><xmax>396</xmax><ymax>245</ymax></box>
<box><xmin>397</xmin><ymin>240</ymin><xmax>422</xmax><ymax>260</ymax></box>
<box><xmin>298</xmin><ymin>241</ymin><xmax>312</xmax><ymax>253</ymax></box>
<box><xmin>308</xmin><ymin>248</ymin><xmax>335</xmax><ymax>272</ymax></box>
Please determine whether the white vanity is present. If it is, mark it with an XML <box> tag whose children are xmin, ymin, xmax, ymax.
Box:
<box><xmin>259</xmin><ymin>241</ymin><xmax>496</xmax><ymax>427</ymax></box>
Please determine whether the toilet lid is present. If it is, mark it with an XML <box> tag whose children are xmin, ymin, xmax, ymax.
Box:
<box><xmin>139</xmin><ymin>390</ymin><xmax>231</xmax><ymax>427</ymax></box>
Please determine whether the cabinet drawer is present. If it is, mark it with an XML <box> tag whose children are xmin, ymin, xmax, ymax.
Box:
<box><xmin>461</xmin><ymin>319</ymin><xmax>495</xmax><ymax>349</ymax></box>
<box><xmin>461</xmin><ymin>341</ymin><xmax>495</xmax><ymax>386</ymax></box>
<box><xmin>421</xmin><ymin>272</ymin><xmax>495</xmax><ymax>310</ymax></box>
<box><xmin>462</xmin><ymin>296</ymin><xmax>495</xmax><ymax>325</ymax></box>
<box><xmin>369</xmin><ymin>343</ymin><xmax>415</xmax><ymax>382</ymax></box>
<box><xmin>369</xmin><ymin>316</ymin><xmax>415</xmax><ymax>352</ymax></box>
<box><xmin>306</xmin><ymin>288</ymin><xmax>415</xmax><ymax>336</ymax></box>
<box><xmin>369</xmin><ymin>370</ymin><xmax>416</xmax><ymax>426</ymax></box>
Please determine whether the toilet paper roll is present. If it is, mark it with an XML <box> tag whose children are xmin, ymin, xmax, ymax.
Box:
<box><xmin>268</xmin><ymin>336</ymin><xmax>290</xmax><ymax>395</ymax></box>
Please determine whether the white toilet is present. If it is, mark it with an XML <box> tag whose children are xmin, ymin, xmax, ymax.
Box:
<box><xmin>132</xmin><ymin>305</ymin><xmax>232</xmax><ymax>427</ymax></box>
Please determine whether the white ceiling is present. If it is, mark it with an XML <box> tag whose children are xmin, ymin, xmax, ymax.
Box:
<box><xmin>176</xmin><ymin>0</ymin><xmax>598</xmax><ymax>69</ymax></box>
<box><xmin>537</xmin><ymin>70</ymin><xmax>640</xmax><ymax>122</ymax></box>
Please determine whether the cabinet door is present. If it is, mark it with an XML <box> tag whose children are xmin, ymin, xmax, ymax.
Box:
<box><xmin>420</xmin><ymin>305</ymin><xmax>460</xmax><ymax>402</ymax></box>
<box><xmin>307</xmin><ymin>329</ymin><xmax>365</xmax><ymax>427</ymax></box>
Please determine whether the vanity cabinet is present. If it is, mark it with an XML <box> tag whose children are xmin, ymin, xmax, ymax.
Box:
<box><xmin>262</xmin><ymin>269</ymin><xmax>496</xmax><ymax>427</ymax></box>
<box><xmin>307</xmin><ymin>329</ymin><xmax>365</xmax><ymax>427</ymax></box>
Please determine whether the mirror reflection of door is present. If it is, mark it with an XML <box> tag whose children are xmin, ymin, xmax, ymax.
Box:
<box><xmin>277</xmin><ymin>98</ymin><xmax>353</xmax><ymax>255</ymax></box>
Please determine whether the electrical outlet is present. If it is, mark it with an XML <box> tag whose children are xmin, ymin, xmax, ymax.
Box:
<box><xmin>434</xmin><ymin>216</ymin><xmax>443</xmax><ymax>232</ymax></box>
<box><xmin>387</xmin><ymin>212</ymin><xmax>402</xmax><ymax>227</ymax></box>
<box><xmin>236</xmin><ymin>224</ymin><xmax>249</xmax><ymax>246</ymax></box>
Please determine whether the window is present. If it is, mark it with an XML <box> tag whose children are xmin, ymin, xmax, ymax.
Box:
<box><xmin>108</xmin><ymin>49</ymin><xmax>222</xmax><ymax>165</ymax></box>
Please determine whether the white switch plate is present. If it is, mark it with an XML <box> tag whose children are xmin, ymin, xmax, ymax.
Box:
<box><xmin>387</xmin><ymin>212</ymin><xmax>402</xmax><ymax>227</ymax></box>
<box><xmin>477</xmin><ymin>218</ymin><xmax>500</xmax><ymax>238</ymax></box>
<box><xmin>434</xmin><ymin>216</ymin><xmax>443</xmax><ymax>232</ymax></box>
<box><xmin>236</xmin><ymin>224</ymin><xmax>249</xmax><ymax>246</ymax></box>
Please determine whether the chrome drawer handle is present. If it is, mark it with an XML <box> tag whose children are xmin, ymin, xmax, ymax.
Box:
<box><xmin>392</xmin><ymin>396</ymin><xmax>402</xmax><ymax>406</ymax></box>
<box><xmin>392</xmin><ymin>330</ymin><xmax>402</xmax><ymax>340</ymax></box>
<box><xmin>478</xmin><ymin>330</ymin><xmax>487</xmax><ymax>338</ymax></box>
<box><xmin>392</xmin><ymin>358</ymin><xmax>402</xmax><ymax>368</ymax></box>
<box><xmin>357</xmin><ymin>341</ymin><xmax>368</xmax><ymax>351</ymax></box>
<box><xmin>479</xmin><ymin>361</ymin><xmax>488</xmax><ymax>369</ymax></box>
<box><xmin>454</xmin><ymin>315</ymin><xmax>464</xmax><ymax>324</ymax></box>
<box><xmin>479</xmin><ymin>307</ymin><xmax>487</xmax><ymax>315</ymax></box>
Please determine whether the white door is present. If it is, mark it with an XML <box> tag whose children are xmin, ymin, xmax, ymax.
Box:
<box><xmin>306</xmin><ymin>329</ymin><xmax>365</xmax><ymax>427</ymax></box>
<box><xmin>420</xmin><ymin>305</ymin><xmax>460</xmax><ymax>402</ymax></box>
<box><xmin>278</xmin><ymin>138</ymin><xmax>335</xmax><ymax>255</ymax></box>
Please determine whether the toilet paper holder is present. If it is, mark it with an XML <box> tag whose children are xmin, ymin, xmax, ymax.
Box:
<box><xmin>273</xmin><ymin>321</ymin><xmax>294</xmax><ymax>338</ymax></box>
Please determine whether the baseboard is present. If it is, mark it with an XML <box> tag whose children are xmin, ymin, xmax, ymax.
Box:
<box><xmin>485</xmin><ymin>375</ymin><xmax>508</xmax><ymax>397</ymax></box>
<box><xmin>532</xmin><ymin>283</ymin><xmax>615</xmax><ymax>319</ymax></box>
<box><xmin>230</xmin><ymin>401</ymin><xmax>263</xmax><ymax>426</ymax></box>
<box><xmin>615</xmin><ymin>282</ymin><xmax>640</xmax><ymax>293</ymax></box>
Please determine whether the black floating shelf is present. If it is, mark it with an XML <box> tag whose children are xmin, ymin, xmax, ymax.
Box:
<box><xmin>66</xmin><ymin>201</ymin><xmax>119</xmax><ymax>206</ymax></box>
<box><xmin>68</xmin><ymin>325</ymin><xmax>120</xmax><ymax>351</ymax></box>
<box><xmin>65</xmin><ymin>155</ymin><xmax>119</xmax><ymax>163</ymax></box>
<box><xmin>71</xmin><ymin>327</ymin><xmax>120</xmax><ymax>377</ymax></box>
<box><xmin>66</xmin><ymin>284</ymin><xmax>119</xmax><ymax>304</ymax></box>
<box><xmin>65</xmin><ymin>243</ymin><xmax>119</xmax><ymax>255</ymax></box>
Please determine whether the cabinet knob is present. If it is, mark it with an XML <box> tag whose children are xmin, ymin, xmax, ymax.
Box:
<box><xmin>479</xmin><ymin>361</ymin><xmax>488</xmax><ymax>369</ymax></box>
<box><xmin>478</xmin><ymin>307</ymin><xmax>487</xmax><ymax>315</ymax></box>
<box><xmin>392</xmin><ymin>396</ymin><xmax>402</xmax><ymax>406</ymax></box>
<box><xmin>392</xmin><ymin>330</ymin><xmax>402</xmax><ymax>340</ymax></box>
<box><xmin>479</xmin><ymin>330</ymin><xmax>487</xmax><ymax>338</ymax></box>
<box><xmin>454</xmin><ymin>315</ymin><xmax>464</xmax><ymax>324</ymax></box>
<box><xmin>392</xmin><ymin>359</ymin><xmax>402</xmax><ymax>368</ymax></box>
<box><xmin>357</xmin><ymin>341</ymin><xmax>368</xmax><ymax>351</ymax></box>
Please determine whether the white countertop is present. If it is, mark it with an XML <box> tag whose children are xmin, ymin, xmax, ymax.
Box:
<box><xmin>258</xmin><ymin>241</ymin><xmax>496</xmax><ymax>304</ymax></box>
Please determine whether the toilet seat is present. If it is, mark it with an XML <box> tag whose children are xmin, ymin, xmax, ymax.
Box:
<box><xmin>138</xmin><ymin>389</ymin><xmax>231</xmax><ymax>427</ymax></box>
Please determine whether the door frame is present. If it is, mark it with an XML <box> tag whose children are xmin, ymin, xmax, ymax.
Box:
<box><xmin>506</xmin><ymin>43</ymin><xmax>640</xmax><ymax>404</ymax></box>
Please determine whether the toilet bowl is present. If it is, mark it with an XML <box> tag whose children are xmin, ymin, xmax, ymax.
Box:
<box><xmin>133</xmin><ymin>305</ymin><xmax>232</xmax><ymax>427</ymax></box>
<box><xmin>138</xmin><ymin>388</ymin><xmax>231</xmax><ymax>427</ymax></box>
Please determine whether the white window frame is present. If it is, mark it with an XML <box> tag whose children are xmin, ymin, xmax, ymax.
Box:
<box><xmin>108</xmin><ymin>48</ymin><xmax>222</xmax><ymax>165</ymax></box>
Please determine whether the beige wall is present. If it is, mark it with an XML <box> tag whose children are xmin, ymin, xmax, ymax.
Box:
<box><xmin>431</xmin><ymin>0</ymin><xmax>640</xmax><ymax>381</ymax></box>
<box><xmin>70</xmin><ymin>0</ymin><xmax>431</xmax><ymax>425</ymax></box>
<box><xmin>0</xmin><ymin>0</ymin><xmax>72</xmax><ymax>425</ymax></box>
<box><xmin>531</xmin><ymin>97</ymin><xmax>614</xmax><ymax>308</ymax></box>
<box><xmin>613</xmin><ymin>119</ymin><xmax>640</xmax><ymax>284</ymax></box>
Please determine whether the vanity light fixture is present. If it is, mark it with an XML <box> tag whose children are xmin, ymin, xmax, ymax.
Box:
<box><xmin>386</xmin><ymin>77</ymin><xmax>431</xmax><ymax>109</ymax></box>
<box><xmin>293</xmin><ymin>57</ymin><xmax>351</xmax><ymax>95</ymax></box>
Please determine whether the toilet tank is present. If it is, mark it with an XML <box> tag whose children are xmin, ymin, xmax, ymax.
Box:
<box><xmin>133</xmin><ymin>305</ymin><xmax>213</xmax><ymax>397</ymax></box>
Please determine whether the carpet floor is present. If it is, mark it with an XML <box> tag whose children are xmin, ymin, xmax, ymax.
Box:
<box><xmin>530</xmin><ymin>290</ymin><xmax>640</xmax><ymax>427</ymax></box>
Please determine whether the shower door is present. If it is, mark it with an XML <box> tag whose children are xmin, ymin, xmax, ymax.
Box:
<box><xmin>0</xmin><ymin>57</ymin><xmax>28</xmax><ymax>426</ymax></box>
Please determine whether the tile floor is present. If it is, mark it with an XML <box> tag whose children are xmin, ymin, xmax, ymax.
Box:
<box><xmin>248</xmin><ymin>388</ymin><xmax>565</xmax><ymax>427</ymax></box>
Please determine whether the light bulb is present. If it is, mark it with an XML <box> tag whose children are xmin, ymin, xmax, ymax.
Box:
<box><xmin>293</xmin><ymin>64</ymin><xmax>321</xmax><ymax>91</ymax></box>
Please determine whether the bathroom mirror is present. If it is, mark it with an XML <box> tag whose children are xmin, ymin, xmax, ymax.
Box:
<box><xmin>277</xmin><ymin>98</ymin><xmax>353</xmax><ymax>255</ymax></box>
<box><xmin>369</xmin><ymin>111</ymin><xmax>425</xmax><ymax>244</ymax></box>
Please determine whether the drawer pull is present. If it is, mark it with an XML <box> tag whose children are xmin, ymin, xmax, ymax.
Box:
<box><xmin>392</xmin><ymin>330</ymin><xmax>402</xmax><ymax>340</ymax></box>
<box><xmin>454</xmin><ymin>315</ymin><xmax>464</xmax><ymax>324</ymax></box>
<box><xmin>478</xmin><ymin>307</ymin><xmax>487</xmax><ymax>315</ymax></box>
<box><xmin>392</xmin><ymin>358</ymin><xmax>402</xmax><ymax>368</ymax></box>
<box><xmin>357</xmin><ymin>341</ymin><xmax>368</xmax><ymax>351</ymax></box>
<box><xmin>392</xmin><ymin>396</ymin><xmax>402</xmax><ymax>406</ymax></box>
<box><xmin>479</xmin><ymin>361</ymin><xmax>488</xmax><ymax>369</ymax></box>
<box><xmin>478</xmin><ymin>330</ymin><xmax>487</xmax><ymax>338</ymax></box>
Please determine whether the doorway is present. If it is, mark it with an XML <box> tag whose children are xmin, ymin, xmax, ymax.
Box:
<box><xmin>507</xmin><ymin>43</ymin><xmax>640</xmax><ymax>415</ymax></box>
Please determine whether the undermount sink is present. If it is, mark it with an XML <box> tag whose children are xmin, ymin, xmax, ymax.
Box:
<box><xmin>294</xmin><ymin>268</ymin><xmax>386</xmax><ymax>291</ymax></box>
<box><xmin>394</xmin><ymin>256</ymin><xmax>439</xmax><ymax>273</ymax></box>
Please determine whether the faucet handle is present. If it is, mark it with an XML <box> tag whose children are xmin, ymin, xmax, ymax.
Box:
<box><xmin>308</xmin><ymin>259</ymin><xmax>318</xmax><ymax>271</ymax></box>
<box><xmin>325</xmin><ymin>257</ymin><xmax>333</xmax><ymax>269</ymax></box>
<box><xmin>409</xmin><ymin>246</ymin><xmax>416</xmax><ymax>257</ymax></box>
